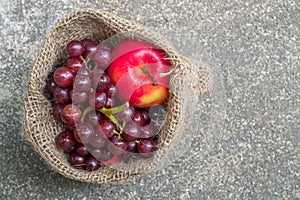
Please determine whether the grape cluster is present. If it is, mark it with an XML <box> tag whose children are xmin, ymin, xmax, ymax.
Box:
<box><xmin>44</xmin><ymin>39</ymin><xmax>165</xmax><ymax>171</ymax></box>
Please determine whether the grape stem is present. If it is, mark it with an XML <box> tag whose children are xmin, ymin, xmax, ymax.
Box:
<box><xmin>80</xmin><ymin>56</ymin><xmax>93</xmax><ymax>70</ymax></box>
<box><xmin>99</xmin><ymin>102</ymin><xmax>129</xmax><ymax>132</ymax></box>
<box><xmin>80</xmin><ymin>106</ymin><xmax>94</xmax><ymax>123</ymax></box>
<box><xmin>100</xmin><ymin>102</ymin><xmax>129</xmax><ymax>115</ymax></box>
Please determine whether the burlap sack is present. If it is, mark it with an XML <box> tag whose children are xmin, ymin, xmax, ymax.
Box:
<box><xmin>22</xmin><ymin>9</ymin><xmax>210</xmax><ymax>183</ymax></box>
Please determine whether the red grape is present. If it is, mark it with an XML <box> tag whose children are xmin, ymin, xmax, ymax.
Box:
<box><xmin>82</xmin><ymin>39</ymin><xmax>97</xmax><ymax>58</ymax></box>
<box><xmin>92</xmin><ymin>46</ymin><xmax>112</xmax><ymax>69</ymax></box>
<box><xmin>74</xmin><ymin>129</ymin><xmax>82</xmax><ymax>143</ymax></box>
<box><xmin>65</xmin><ymin>124</ymin><xmax>76</xmax><ymax>133</ymax></box>
<box><xmin>67</xmin><ymin>40</ymin><xmax>85</xmax><ymax>57</ymax></box>
<box><xmin>141</xmin><ymin>110</ymin><xmax>151</xmax><ymax>125</ymax></box>
<box><xmin>104</xmin><ymin>97</ymin><xmax>113</xmax><ymax>108</ymax></box>
<box><xmin>81</xmin><ymin>38</ymin><xmax>95</xmax><ymax>47</ymax></box>
<box><xmin>67</xmin><ymin>57</ymin><xmax>84</xmax><ymax>73</ymax></box>
<box><xmin>91</xmin><ymin>67</ymin><xmax>104</xmax><ymax>78</ymax></box>
<box><xmin>60</xmin><ymin>104</ymin><xmax>82</xmax><ymax>125</ymax></box>
<box><xmin>53</xmin><ymin>67</ymin><xmax>75</xmax><ymax>88</ymax></box>
<box><xmin>77</xmin><ymin>67</ymin><xmax>91</xmax><ymax>77</ymax></box>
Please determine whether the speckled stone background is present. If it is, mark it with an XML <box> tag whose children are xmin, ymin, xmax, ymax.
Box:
<box><xmin>0</xmin><ymin>0</ymin><xmax>299</xmax><ymax>199</ymax></box>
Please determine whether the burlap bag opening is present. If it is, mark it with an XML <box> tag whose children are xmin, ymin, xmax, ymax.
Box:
<box><xmin>22</xmin><ymin>9</ymin><xmax>210</xmax><ymax>183</ymax></box>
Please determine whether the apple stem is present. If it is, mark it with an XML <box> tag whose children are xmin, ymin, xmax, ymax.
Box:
<box><xmin>142</xmin><ymin>65</ymin><xmax>158</xmax><ymax>86</ymax></box>
<box><xmin>159</xmin><ymin>69</ymin><xmax>174</xmax><ymax>77</ymax></box>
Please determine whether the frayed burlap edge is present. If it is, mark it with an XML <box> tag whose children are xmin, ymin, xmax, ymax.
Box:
<box><xmin>22</xmin><ymin>9</ymin><xmax>210</xmax><ymax>183</ymax></box>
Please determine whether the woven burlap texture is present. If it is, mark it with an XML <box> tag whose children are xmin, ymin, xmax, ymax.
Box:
<box><xmin>22</xmin><ymin>9</ymin><xmax>210</xmax><ymax>183</ymax></box>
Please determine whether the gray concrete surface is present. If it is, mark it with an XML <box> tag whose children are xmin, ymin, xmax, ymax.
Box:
<box><xmin>0</xmin><ymin>0</ymin><xmax>299</xmax><ymax>199</ymax></box>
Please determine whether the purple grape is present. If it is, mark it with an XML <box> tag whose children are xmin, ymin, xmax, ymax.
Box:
<box><xmin>55</xmin><ymin>131</ymin><xmax>76</xmax><ymax>152</ymax></box>
<box><xmin>53</xmin><ymin>86</ymin><xmax>71</xmax><ymax>104</ymax></box>
<box><xmin>90</xmin><ymin>134</ymin><xmax>107</xmax><ymax>148</ymax></box>
<box><xmin>75</xmin><ymin>143</ymin><xmax>90</xmax><ymax>156</ymax></box>
<box><xmin>91</xmin><ymin>148</ymin><xmax>113</xmax><ymax>161</ymax></box>
<box><xmin>137</xmin><ymin>138</ymin><xmax>155</xmax><ymax>157</ymax></box>
<box><xmin>53</xmin><ymin>103</ymin><xmax>65</xmax><ymax>121</ymax></box>
<box><xmin>69</xmin><ymin>153</ymin><xmax>86</xmax><ymax>168</ymax></box>
<box><xmin>88</xmin><ymin>92</ymin><xmax>107</xmax><ymax>109</ymax></box>
<box><xmin>71</xmin><ymin>90</ymin><xmax>88</xmax><ymax>104</ymax></box>
<box><xmin>115</xmin><ymin>106</ymin><xmax>135</xmax><ymax>122</ymax></box>
<box><xmin>45</xmin><ymin>78</ymin><xmax>57</xmax><ymax>96</ymax></box>
<box><xmin>132</xmin><ymin>111</ymin><xmax>146</xmax><ymax>126</ymax></box>
<box><xmin>105</xmin><ymin>84</ymin><xmax>116</xmax><ymax>97</ymax></box>
<box><xmin>84</xmin><ymin>110</ymin><xmax>104</xmax><ymax>127</ymax></box>
<box><xmin>107</xmin><ymin>136</ymin><xmax>128</xmax><ymax>155</ymax></box>
<box><xmin>94</xmin><ymin>74</ymin><xmax>110</xmax><ymax>93</ymax></box>
<box><xmin>73</xmin><ymin>74</ymin><xmax>91</xmax><ymax>93</ymax></box>
<box><xmin>122</xmin><ymin>122</ymin><xmax>141</xmax><ymax>141</ymax></box>
<box><xmin>140</xmin><ymin>125</ymin><xmax>155</xmax><ymax>138</ymax></box>
<box><xmin>74</xmin><ymin>122</ymin><xmax>94</xmax><ymax>144</ymax></box>
<box><xmin>126</xmin><ymin>140</ymin><xmax>138</xmax><ymax>153</ymax></box>
<box><xmin>76</xmin><ymin>67</ymin><xmax>91</xmax><ymax>77</ymax></box>
<box><xmin>86</xmin><ymin>156</ymin><xmax>101</xmax><ymax>171</ymax></box>
<box><xmin>97</xmin><ymin>120</ymin><xmax>115</xmax><ymax>138</ymax></box>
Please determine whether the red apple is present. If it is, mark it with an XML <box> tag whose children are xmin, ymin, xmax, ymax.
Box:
<box><xmin>107</xmin><ymin>40</ymin><xmax>170</xmax><ymax>108</ymax></box>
